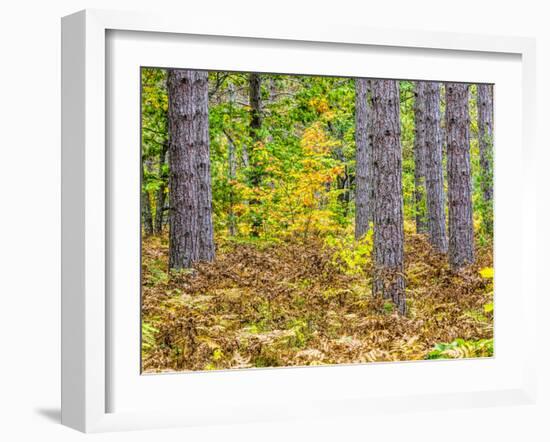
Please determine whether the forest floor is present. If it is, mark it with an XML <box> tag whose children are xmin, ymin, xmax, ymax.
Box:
<box><xmin>141</xmin><ymin>229</ymin><xmax>494</xmax><ymax>373</ymax></box>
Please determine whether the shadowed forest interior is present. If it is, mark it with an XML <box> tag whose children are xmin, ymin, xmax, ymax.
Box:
<box><xmin>141</xmin><ymin>68</ymin><xmax>494</xmax><ymax>373</ymax></box>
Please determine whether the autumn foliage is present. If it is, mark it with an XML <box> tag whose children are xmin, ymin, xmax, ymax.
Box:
<box><xmin>141</xmin><ymin>69</ymin><xmax>494</xmax><ymax>372</ymax></box>
<box><xmin>142</xmin><ymin>228</ymin><xmax>493</xmax><ymax>372</ymax></box>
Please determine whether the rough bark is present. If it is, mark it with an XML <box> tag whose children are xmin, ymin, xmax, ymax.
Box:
<box><xmin>153</xmin><ymin>141</ymin><xmax>168</xmax><ymax>235</ymax></box>
<box><xmin>227</xmin><ymin>134</ymin><xmax>237</xmax><ymax>236</ymax></box>
<box><xmin>167</xmin><ymin>69</ymin><xmax>215</xmax><ymax>270</ymax></box>
<box><xmin>423</xmin><ymin>82</ymin><xmax>448</xmax><ymax>253</ymax></box>
<box><xmin>413</xmin><ymin>82</ymin><xmax>428</xmax><ymax>233</ymax></box>
<box><xmin>354</xmin><ymin>77</ymin><xmax>370</xmax><ymax>239</ymax></box>
<box><xmin>248</xmin><ymin>73</ymin><xmax>263</xmax><ymax>236</ymax></box>
<box><xmin>371</xmin><ymin>80</ymin><xmax>406</xmax><ymax>315</ymax></box>
<box><xmin>446</xmin><ymin>83</ymin><xmax>475</xmax><ymax>271</ymax></box>
<box><xmin>367</xmin><ymin>80</ymin><xmax>375</xmax><ymax>223</ymax></box>
<box><xmin>249</xmin><ymin>73</ymin><xmax>262</xmax><ymax>141</ymax></box>
<box><xmin>477</xmin><ymin>83</ymin><xmax>494</xmax><ymax>234</ymax></box>
<box><xmin>141</xmin><ymin>162</ymin><xmax>154</xmax><ymax>237</ymax></box>
<box><xmin>226</xmin><ymin>83</ymin><xmax>238</xmax><ymax>236</ymax></box>
<box><xmin>477</xmin><ymin>84</ymin><xmax>494</xmax><ymax>200</ymax></box>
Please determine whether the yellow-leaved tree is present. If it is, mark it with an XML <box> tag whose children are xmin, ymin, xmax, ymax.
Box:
<box><xmin>269</xmin><ymin>122</ymin><xmax>344</xmax><ymax>239</ymax></box>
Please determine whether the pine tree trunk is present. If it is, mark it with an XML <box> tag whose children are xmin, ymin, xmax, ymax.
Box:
<box><xmin>249</xmin><ymin>73</ymin><xmax>262</xmax><ymax>140</ymax></box>
<box><xmin>354</xmin><ymin>77</ymin><xmax>370</xmax><ymax>239</ymax></box>
<box><xmin>423</xmin><ymin>82</ymin><xmax>448</xmax><ymax>253</ymax></box>
<box><xmin>477</xmin><ymin>83</ymin><xmax>494</xmax><ymax>234</ymax></box>
<box><xmin>367</xmin><ymin>80</ymin><xmax>375</xmax><ymax>223</ymax></box>
<box><xmin>371</xmin><ymin>80</ymin><xmax>406</xmax><ymax>315</ymax></box>
<box><xmin>228</xmin><ymin>134</ymin><xmax>237</xmax><ymax>236</ymax></box>
<box><xmin>227</xmin><ymin>83</ymin><xmax>238</xmax><ymax>236</ymax></box>
<box><xmin>141</xmin><ymin>162</ymin><xmax>154</xmax><ymax>237</ymax></box>
<box><xmin>446</xmin><ymin>83</ymin><xmax>475</xmax><ymax>271</ymax></box>
<box><xmin>477</xmin><ymin>84</ymin><xmax>493</xmax><ymax>201</ymax></box>
<box><xmin>153</xmin><ymin>141</ymin><xmax>168</xmax><ymax>235</ymax></box>
<box><xmin>167</xmin><ymin>69</ymin><xmax>215</xmax><ymax>270</ymax></box>
<box><xmin>413</xmin><ymin>81</ymin><xmax>428</xmax><ymax>233</ymax></box>
<box><xmin>248</xmin><ymin>73</ymin><xmax>263</xmax><ymax>236</ymax></box>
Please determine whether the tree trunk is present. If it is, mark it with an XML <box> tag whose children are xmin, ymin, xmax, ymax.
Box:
<box><xmin>249</xmin><ymin>73</ymin><xmax>262</xmax><ymax>140</ymax></box>
<box><xmin>446</xmin><ymin>83</ymin><xmax>475</xmax><ymax>271</ymax></box>
<box><xmin>227</xmin><ymin>133</ymin><xmax>237</xmax><ymax>236</ymax></box>
<box><xmin>167</xmin><ymin>69</ymin><xmax>215</xmax><ymax>270</ymax></box>
<box><xmin>226</xmin><ymin>84</ymin><xmax>238</xmax><ymax>237</ymax></box>
<box><xmin>477</xmin><ymin>83</ymin><xmax>494</xmax><ymax>234</ymax></box>
<box><xmin>354</xmin><ymin>78</ymin><xmax>370</xmax><ymax>239</ymax></box>
<box><xmin>241</xmin><ymin>144</ymin><xmax>250</xmax><ymax>168</ymax></box>
<box><xmin>413</xmin><ymin>81</ymin><xmax>428</xmax><ymax>233</ymax></box>
<box><xmin>248</xmin><ymin>73</ymin><xmax>263</xmax><ymax>236</ymax></box>
<box><xmin>329</xmin><ymin>123</ymin><xmax>351</xmax><ymax>216</ymax></box>
<box><xmin>367</xmin><ymin>80</ymin><xmax>375</xmax><ymax>224</ymax></box>
<box><xmin>423</xmin><ymin>82</ymin><xmax>448</xmax><ymax>253</ymax></box>
<box><xmin>153</xmin><ymin>141</ymin><xmax>168</xmax><ymax>235</ymax></box>
<box><xmin>371</xmin><ymin>80</ymin><xmax>406</xmax><ymax>315</ymax></box>
<box><xmin>268</xmin><ymin>76</ymin><xmax>277</xmax><ymax>102</ymax></box>
<box><xmin>141</xmin><ymin>162</ymin><xmax>154</xmax><ymax>237</ymax></box>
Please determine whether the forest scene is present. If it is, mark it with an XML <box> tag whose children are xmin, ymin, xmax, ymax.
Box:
<box><xmin>141</xmin><ymin>68</ymin><xmax>494</xmax><ymax>373</ymax></box>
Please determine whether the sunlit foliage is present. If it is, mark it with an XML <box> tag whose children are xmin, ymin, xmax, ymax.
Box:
<box><xmin>140</xmin><ymin>69</ymin><xmax>494</xmax><ymax>371</ymax></box>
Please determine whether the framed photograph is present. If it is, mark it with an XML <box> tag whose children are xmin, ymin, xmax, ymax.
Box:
<box><xmin>61</xmin><ymin>9</ymin><xmax>537</xmax><ymax>433</ymax></box>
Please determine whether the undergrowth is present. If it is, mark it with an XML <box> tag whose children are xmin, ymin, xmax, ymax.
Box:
<box><xmin>141</xmin><ymin>231</ymin><xmax>493</xmax><ymax>372</ymax></box>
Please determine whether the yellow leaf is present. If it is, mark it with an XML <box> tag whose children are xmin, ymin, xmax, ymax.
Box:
<box><xmin>479</xmin><ymin>267</ymin><xmax>494</xmax><ymax>279</ymax></box>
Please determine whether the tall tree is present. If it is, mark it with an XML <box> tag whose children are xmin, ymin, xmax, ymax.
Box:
<box><xmin>153</xmin><ymin>141</ymin><xmax>168</xmax><ymax>235</ymax></box>
<box><xmin>367</xmin><ymin>82</ymin><xmax>375</xmax><ymax>224</ymax></box>
<box><xmin>446</xmin><ymin>83</ymin><xmax>474</xmax><ymax>271</ymax></box>
<box><xmin>167</xmin><ymin>69</ymin><xmax>215</xmax><ymax>269</ymax></box>
<box><xmin>477</xmin><ymin>83</ymin><xmax>494</xmax><ymax>234</ymax></box>
<box><xmin>354</xmin><ymin>78</ymin><xmax>370</xmax><ymax>239</ymax></box>
<box><xmin>413</xmin><ymin>81</ymin><xmax>428</xmax><ymax>233</ymax></box>
<box><xmin>226</xmin><ymin>83</ymin><xmax>238</xmax><ymax>237</ymax></box>
<box><xmin>423</xmin><ymin>82</ymin><xmax>448</xmax><ymax>253</ymax></box>
<box><xmin>371</xmin><ymin>80</ymin><xmax>406</xmax><ymax>315</ymax></box>
<box><xmin>249</xmin><ymin>73</ymin><xmax>262</xmax><ymax>136</ymax></box>
<box><xmin>141</xmin><ymin>161</ymin><xmax>154</xmax><ymax>237</ymax></box>
<box><xmin>248</xmin><ymin>73</ymin><xmax>263</xmax><ymax>236</ymax></box>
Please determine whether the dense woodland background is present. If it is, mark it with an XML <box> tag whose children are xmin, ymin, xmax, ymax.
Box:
<box><xmin>141</xmin><ymin>69</ymin><xmax>494</xmax><ymax>372</ymax></box>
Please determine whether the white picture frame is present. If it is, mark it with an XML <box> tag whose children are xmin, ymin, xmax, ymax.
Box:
<box><xmin>61</xmin><ymin>9</ymin><xmax>537</xmax><ymax>433</ymax></box>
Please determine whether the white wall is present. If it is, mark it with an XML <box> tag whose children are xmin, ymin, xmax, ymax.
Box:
<box><xmin>0</xmin><ymin>1</ymin><xmax>548</xmax><ymax>440</ymax></box>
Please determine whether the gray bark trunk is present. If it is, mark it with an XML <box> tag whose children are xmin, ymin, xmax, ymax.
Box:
<box><xmin>248</xmin><ymin>73</ymin><xmax>263</xmax><ymax>236</ymax></box>
<box><xmin>477</xmin><ymin>83</ymin><xmax>494</xmax><ymax>233</ymax></box>
<box><xmin>476</xmin><ymin>85</ymin><xmax>494</xmax><ymax>193</ymax></box>
<box><xmin>141</xmin><ymin>162</ymin><xmax>154</xmax><ymax>236</ymax></box>
<box><xmin>154</xmin><ymin>141</ymin><xmax>168</xmax><ymax>235</ymax></box>
<box><xmin>269</xmin><ymin>76</ymin><xmax>277</xmax><ymax>102</ymax></box>
<box><xmin>167</xmin><ymin>69</ymin><xmax>215</xmax><ymax>269</ymax></box>
<box><xmin>367</xmin><ymin>80</ymin><xmax>375</xmax><ymax>223</ymax></box>
<box><xmin>227</xmin><ymin>83</ymin><xmax>238</xmax><ymax>236</ymax></box>
<box><xmin>423</xmin><ymin>82</ymin><xmax>448</xmax><ymax>253</ymax></box>
<box><xmin>354</xmin><ymin>78</ymin><xmax>370</xmax><ymax>239</ymax></box>
<box><xmin>371</xmin><ymin>80</ymin><xmax>406</xmax><ymax>315</ymax></box>
<box><xmin>249</xmin><ymin>73</ymin><xmax>262</xmax><ymax>145</ymax></box>
<box><xmin>241</xmin><ymin>144</ymin><xmax>249</xmax><ymax>168</ymax></box>
<box><xmin>446</xmin><ymin>83</ymin><xmax>475</xmax><ymax>271</ymax></box>
<box><xmin>228</xmin><ymin>134</ymin><xmax>237</xmax><ymax>236</ymax></box>
<box><xmin>413</xmin><ymin>81</ymin><xmax>428</xmax><ymax>233</ymax></box>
